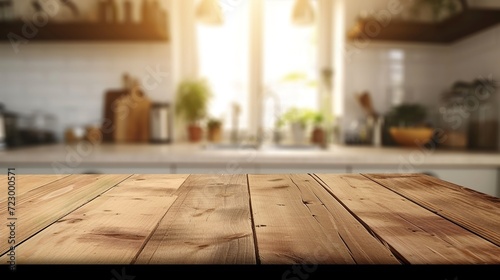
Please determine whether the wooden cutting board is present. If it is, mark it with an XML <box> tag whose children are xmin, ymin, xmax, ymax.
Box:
<box><xmin>102</xmin><ymin>89</ymin><xmax>129</xmax><ymax>143</ymax></box>
<box><xmin>102</xmin><ymin>88</ymin><xmax>150</xmax><ymax>143</ymax></box>
<box><xmin>114</xmin><ymin>90</ymin><xmax>151</xmax><ymax>143</ymax></box>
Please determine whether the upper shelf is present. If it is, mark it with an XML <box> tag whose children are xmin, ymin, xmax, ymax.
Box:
<box><xmin>347</xmin><ymin>8</ymin><xmax>500</xmax><ymax>44</ymax></box>
<box><xmin>0</xmin><ymin>21</ymin><xmax>169</xmax><ymax>42</ymax></box>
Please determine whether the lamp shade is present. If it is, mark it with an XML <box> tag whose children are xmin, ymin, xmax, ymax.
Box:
<box><xmin>291</xmin><ymin>0</ymin><xmax>315</xmax><ymax>26</ymax></box>
<box><xmin>196</xmin><ymin>0</ymin><xmax>224</xmax><ymax>25</ymax></box>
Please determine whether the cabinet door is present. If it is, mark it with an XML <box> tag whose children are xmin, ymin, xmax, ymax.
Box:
<box><xmin>10</xmin><ymin>165</ymin><xmax>172</xmax><ymax>175</ymax></box>
<box><xmin>432</xmin><ymin>168</ymin><xmax>498</xmax><ymax>197</ymax></box>
<box><xmin>256</xmin><ymin>164</ymin><xmax>347</xmax><ymax>174</ymax></box>
<box><xmin>173</xmin><ymin>164</ymin><xmax>258</xmax><ymax>175</ymax></box>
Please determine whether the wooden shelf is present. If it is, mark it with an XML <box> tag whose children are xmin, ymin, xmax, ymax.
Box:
<box><xmin>347</xmin><ymin>8</ymin><xmax>500</xmax><ymax>44</ymax></box>
<box><xmin>0</xmin><ymin>21</ymin><xmax>169</xmax><ymax>42</ymax></box>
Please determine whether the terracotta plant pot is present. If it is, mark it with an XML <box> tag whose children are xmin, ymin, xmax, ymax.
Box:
<box><xmin>311</xmin><ymin>127</ymin><xmax>325</xmax><ymax>145</ymax></box>
<box><xmin>207</xmin><ymin>125</ymin><xmax>222</xmax><ymax>143</ymax></box>
<box><xmin>188</xmin><ymin>124</ymin><xmax>203</xmax><ymax>142</ymax></box>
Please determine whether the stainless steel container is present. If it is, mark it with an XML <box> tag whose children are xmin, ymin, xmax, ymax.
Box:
<box><xmin>149</xmin><ymin>103</ymin><xmax>172</xmax><ymax>144</ymax></box>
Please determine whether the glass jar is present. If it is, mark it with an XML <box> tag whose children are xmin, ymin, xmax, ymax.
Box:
<box><xmin>439</xmin><ymin>96</ymin><xmax>469</xmax><ymax>150</ymax></box>
<box><xmin>466</xmin><ymin>89</ymin><xmax>498</xmax><ymax>151</ymax></box>
<box><xmin>467</xmin><ymin>83</ymin><xmax>498</xmax><ymax>151</ymax></box>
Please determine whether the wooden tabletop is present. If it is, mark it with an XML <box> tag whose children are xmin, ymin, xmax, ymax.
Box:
<box><xmin>1</xmin><ymin>173</ymin><xmax>500</xmax><ymax>265</ymax></box>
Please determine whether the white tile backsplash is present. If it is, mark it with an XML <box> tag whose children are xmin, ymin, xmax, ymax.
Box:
<box><xmin>343</xmin><ymin>22</ymin><xmax>500</xmax><ymax>149</ymax></box>
<box><xmin>0</xmin><ymin>42</ymin><xmax>172</xmax><ymax>141</ymax></box>
<box><xmin>344</xmin><ymin>42</ymin><xmax>449</xmax><ymax>129</ymax></box>
<box><xmin>448</xmin><ymin>24</ymin><xmax>500</xmax><ymax>149</ymax></box>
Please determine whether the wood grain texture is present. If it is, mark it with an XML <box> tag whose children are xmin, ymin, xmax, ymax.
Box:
<box><xmin>293</xmin><ymin>174</ymin><xmax>400</xmax><ymax>264</ymax></box>
<box><xmin>102</xmin><ymin>89</ymin><xmax>129</xmax><ymax>142</ymax></box>
<box><xmin>313</xmin><ymin>174</ymin><xmax>500</xmax><ymax>264</ymax></box>
<box><xmin>135</xmin><ymin>174</ymin><xmax>256</xmax><ymax>264</ymax></box>
<box><xmin>114</xmin><ymin>90</ymin><xmax>151</xmax><ymax>143</ymax></box>
<box><xmin>0</xmin><ymin>174</ymin><xmax>188</xmax><ymax>264</ymax></box>
<box><xmin>0</xmin><ymin>174</ymin><xmax>70</xmax><ymax>203</ymax></box>
<box><xmin>363</xmin><ymin>174</ymin><xmax>500</xmax><ymax>247</ymax></box>
<box><xmin>0</xmin><ymin>174</ymin><xmax>131</xmax><ymax>256</ymax></box>
<box><xmin>248</xmin><ymin>174</ymin><xmax>390</xmax><ymax>264</ymax></box>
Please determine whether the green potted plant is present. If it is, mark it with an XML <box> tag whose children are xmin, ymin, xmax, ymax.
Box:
<box><xmin>279</xmin><ymin>108</ymin><xmax>317</xmax><ymax>145</ymax></box>
<box><xmin>175</xmin><ymin>78</ymin><xmax>213</xmax><ymax>142</ymax></box>
<box><xmin>386</xmin><ymin>104</ymin><xmax>427</xmax><ymax>128</ymax></box>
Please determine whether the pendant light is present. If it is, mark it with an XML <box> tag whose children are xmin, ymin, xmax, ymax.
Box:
<box><xmin>196</xmin><ymin>0</ymin><xmax>224</xmax><ymax>25</ymax></box>
<box><xmin>291</xmin><ymin>0</ymin><xmax>315</xmax><ymax>26</ymax></box>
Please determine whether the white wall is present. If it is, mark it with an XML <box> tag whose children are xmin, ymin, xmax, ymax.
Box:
<box><xmin>341</xmin><ymin>0</ymin><xmax>500</xmax><ymax>148</ymax></box>
<box><xmin>0</xmin><ymin>43</ymin><xmax>172</xmax><ymax>140</ymax></box>
<box><xmin>344</xmin><ymin>43</ymin><xmax>449</xmax><ymax>125</ymax></box>
<box><xmin>342</xmin><ymin>0</ymin><xmax>450</xmax><ymax>130</ymax></box>
<box><xmin>0</xmin><ymin>0</ymin><xmax>172</xmax><ymax>141</ymax></box>
<box><xmin>447</xmin><ymin>24</ymin><xmax>500</xmax><ymax>148</ymax></box>
<box><xmin>448</xmin><ymin>25</ymin><xmax>500</xmax><ymax>83</ymax></box>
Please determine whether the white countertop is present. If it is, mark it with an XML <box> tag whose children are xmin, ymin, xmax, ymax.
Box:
<box><xmin>1</xmin><ymin>142</ymin><xmax>500</xmax><ymax>168</ymax></box>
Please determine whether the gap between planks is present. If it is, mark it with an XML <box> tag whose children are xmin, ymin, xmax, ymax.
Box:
<box><xmin>361</xmin><ymin>173</ymin><xmax>500</xmax><ymax>247</ymax></box>
<box><xmin>0</xmin><ymin>174</ymin><xmax>71</xmax><ymax>203</ymax></box>
<box><xmin>0</xmin><ymin>174</ymin><xmax>133</xmax><ymax>257</ymax></box>
<box><xmin>247</xmin><ymin>174</ymin><xmax>400</xmax><ymax>264</ymax></box>
<box><xmin>312</xmin><ymin>173</ymin><xmax>500</xmax><ymax>264</ymax></box>
<box><xmin>134</xmin><ymin>174</ymin><xmax>257</xmax><ymax>264</ymax></box>
<box><xmin>0</xmin><ymin>174</ymin><xmax>189</xmax><ymax>264</ymax></box>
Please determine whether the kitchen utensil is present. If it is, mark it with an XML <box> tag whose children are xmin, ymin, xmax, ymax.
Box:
<box><xmin>356</xmin><ymin>91</ymin><xmax>377</xmax><ymax>118</ymax></box>
<box><xmin>150</xmin><ymin>103</ymin><xmax>172</xmax><ymax>144</ymax></box>
<box><xmin>114</xmin><ymin>86</ymin><xmax>151</xmax><ymax>143</ymax></box>
<box><xmin>102</xmin><ymin>89</ymin><xmax>130</xmax><ymax>142</ymax></box>
<box><xmin>356</xmin><ymin>91</ymin><xmax>382</xmax><ymax>146</ymax></box>
<box><xmin>389</xmin><ymin>127</ymin><xmax>434</xmax><ymax>147</ymax></box>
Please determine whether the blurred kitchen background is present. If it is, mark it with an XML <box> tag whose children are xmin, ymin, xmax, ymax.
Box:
<box><xmin>0</xmin><ymin>0</ymin><xmax>499</xmax><ymax>197</ymax></box>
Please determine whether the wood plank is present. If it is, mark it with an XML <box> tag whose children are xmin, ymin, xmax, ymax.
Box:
<box><xmin>248</xmin><ymin>174</ymin><xmax>400</xmax><ymax>264</ymax></box>
<box><xmin>363</xmin><ymin>173</ymin><xmax>500</xmax><ymax>247</ymax></box>
<box><xmin>313</xmin><ymin>174</ymin><xmax>500</xmax><ymax>264</ymax></box>
<box><xmin>0</xmin><ymin>175</ymin><xmax>70</xmax><ymax>203</ymax></box>
<box><xmin>135</xmin><ymin>174</ymin><xmax>256</xmax><ymax>264</ymax></box>
<box><xmin>0</xmin><ymin>174</ymin><xmax>189</xmax><ymax>264</ymax></box>
<box><xmin>0</xmin><ymin>174</ymin><xmax>131</xmax><ymax>256</ymax></box>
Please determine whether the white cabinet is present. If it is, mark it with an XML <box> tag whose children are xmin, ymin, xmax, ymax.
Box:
<box><xmin>351</xmin><ymin>166</ymin><xmax>499</xmax><ymax>197</ymax></box>
<box><xmin>9</xmin><ymin>165</ymin><xmax>173</xmax><ymax>175</ymax></box>
<box><xmin>432</xmin><ymin>168</ymin><xmax>498</xmax><ymax>197</ymax></box>
<box><xmin>256</xmin><ymin>164</ymin><xmax>347</xmax><ymax>174</ymax></box>
<box><xmin>172</xmin><ymin>163</ymin><xmax>258</xmax><ymax>174</ymax></box>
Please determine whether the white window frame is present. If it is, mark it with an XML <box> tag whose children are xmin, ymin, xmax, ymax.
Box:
<box><xmin>247</xmin><ymin>0</ymin><xmax>335</xmax><ymax>138</ymax></box>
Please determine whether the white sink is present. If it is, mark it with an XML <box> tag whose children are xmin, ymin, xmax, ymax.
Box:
<box><xmin>203</xmin><ymin>143</ymin><xmax>259</xmax><ymax>150</ymax></box>
<box><xmin>203</xmin><ymin>143</ymin><xmax>322</xmax><ymax>151</ymax></box>
<box><xmin>260</xmin><ymin>144</ymin><xmax>322</xmax><ymax>151</ymax></box>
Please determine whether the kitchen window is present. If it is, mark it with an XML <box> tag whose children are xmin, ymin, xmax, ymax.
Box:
<box><xmin>196</xmin><ymin>0</ymin><xmax>326</xmax><ymax>137</ymax></box>
<box><xmin>262</xmin><ymin>0</ymin><xmax>319</xmax><ymax>131</ymax></box>
<box><xmin>196</xmin><ymin>0</ymin><xmax>250</xmax><ymax>133</ymax></box>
